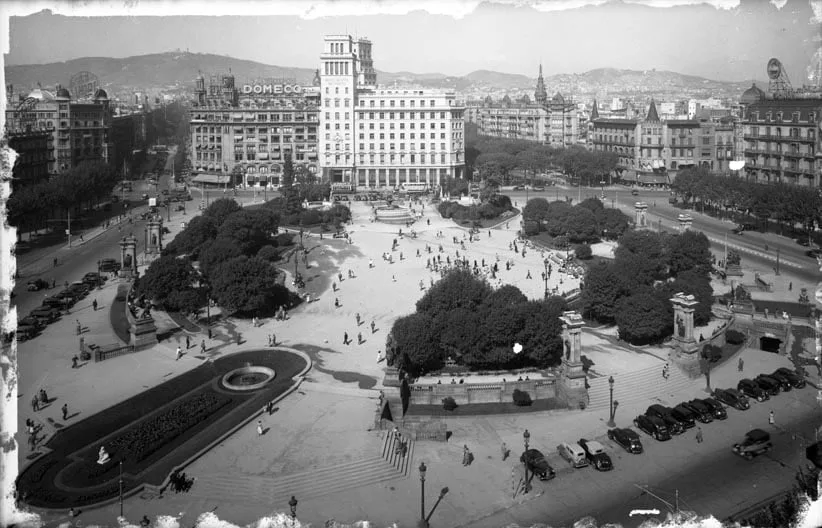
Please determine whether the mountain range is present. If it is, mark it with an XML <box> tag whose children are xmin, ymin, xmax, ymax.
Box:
<box><xmin>4</xmin><ymin>50</ymin><xmax>761</xmax><ymax>100</ymax></box>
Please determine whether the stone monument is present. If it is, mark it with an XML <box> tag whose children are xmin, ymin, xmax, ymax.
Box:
<box><xmin>130</xmin><ymin>303</ymin><xmax>158</xmax><ymax>350</ymax></box>
<box><xmin>634</xmin><ymin>202</ymin><xmax>649</xmax><ymax>229</ymax></box>
<box><xmin>146</xmin><ymin>217</ymin><xmax>164</xmax><ymax>255</ymax></box>
<box><xmin>671</xmin><ymin>292</ymin><xmax>699</xmax><ymax>354</ymax></box>
<box><xmin>557</xmin><ymin>310</ymin><xmax>588</xmax><ymax>408</ymax></box>
<box><xmin>677</xmin><ymin>213</ymin><xmax>693</xmax><ymax>233</ymax></box>
<box><xmin>119</xmin><ymin>234</ymin><xmax>138</xmax><ymax>278</ymax></box>
<box><xmin>97</xmin><ymin>446</ymin><xmax>110</xmax><ymax>465</ymax></box>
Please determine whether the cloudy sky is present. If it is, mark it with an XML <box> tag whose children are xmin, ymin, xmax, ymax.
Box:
<box><xmin>2</xmin><ymin>0</ymin><xmax>821</xmax><ymax>82</ymax></box>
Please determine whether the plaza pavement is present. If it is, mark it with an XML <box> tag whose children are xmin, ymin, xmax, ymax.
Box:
<box><xmin>11</xmin><ymin>195</ymin><xmax>821</xmax><ymax>528</ymax></box>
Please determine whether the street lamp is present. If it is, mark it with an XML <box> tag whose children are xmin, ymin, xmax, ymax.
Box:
<box><xmin>543</xmin><ymin>258</ymin><xmax>549</xmax><ymax>299</ymax></box>
<box><xmin>419</xmin><ymin>461</ymin><xmax>427</xmax><ymax>522</ymax></box>
<box><xmin>607</xmin><ymin>376</ymin><xmax>616</xmax><ymax>427</ymax></box>
<box><xmin>566</xmin><ymin>231</ymin><xmax>571</xmax><ymax>261</ymax></box>
<box><xmin>288</xmin><ymin>495</ymin><xmax>298</xmax><ymax>526</ymax></box>
<box><xmin>523</xmin><ymin>429</ymin><xmax>531</xmax><ymax>493</ymax></box>
<box><xmin>419</xmin><ymin>486</ymin><xmax>450</xmax><ymax>528</ymax></box>
<box><xmin>119</xmin><ymin>460</ymin><xmax>124</xmax><ymax>517</ymax></box>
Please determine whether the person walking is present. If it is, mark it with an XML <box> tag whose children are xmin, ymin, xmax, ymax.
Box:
<box><xmin>356</xmin><ymin>313</ymin><xmax>361</xmax><ymax>326</ymax></box>
<box><xmin>769</xmin><ymin>410</ymin><xmax>775</xmax><ymax>426</ymax></box>
<box><xmin>92</xmin><ymin>299</ymin><xmax>98</xmax><ymax>311</ymax></box>
<box><xmin>176</xmin><ymin>346</ymin><xmax>183</xmax><ymax>361</ymax></box>
<box><xmin>344</xmin><ymin>332</ymin><xmax>349</xmax><ymax>345</ymax></box>
<box><xmin>256</xmin><ymin>420</ymin><xmax>264</xmax><ymax>436</ymax></box>
<box><xmin>76</xmin><ymin>320</ymin><xmax>82</xmax><ymax>335</ymax></box>
<box><xmin>696</xmin><ymin>427</ymin><xmax>703</xmax><ymax>444</ymax></box>
<box><xmin>271</xmin><ymin>334</ymin><xmax>276</xmax><ymax>346</ymax></box>
<box><xmin>31</xmin><ymin>395</ymin><xmax>39</xmax><ymax>412</ymax></box>
<box><xmin>738</xmin><ymin>357</ymin><xmax>744</xmax><ymax>372</ymax></box>
<box><xmin>186</xmin><ymin>335</ymin><xmax>191</xmax><ymax>349</ymax></box>
<box><xmin>201</xmin><ymin>339</ymin><xmax>207</xmax><ymax>354</ymax></box>
<box><xmin>71</xmin><ymin>355</ymin><xmax>78</xmax><ymax>369</ymax></box>
<box><xmin>208</xmin><ymin>328</ymin><xmax>213</xmax><ymax>339</ymax></box>
<box><xmin>371</xmin><ymin>320</ymin><xmax>376</xmax><ymax>334</ymax></box>
<box><xmin>501</xmin><ymin>442</ymin><xmax>509</xmax><ymax>461</ymax></box>
<box><xmin>358</xmin><ymin>332</ymin><xmax>363</xmax><ymax>345</ymax></box>
<box><xmin>62</xmin><ymin>403</ymin><xmax>69</xmax><ymax>421</ymax></box>
<box><xmin>462</xmin><ymin>445</ymin><xmax>472</xmax><ymax>466</ymax></box>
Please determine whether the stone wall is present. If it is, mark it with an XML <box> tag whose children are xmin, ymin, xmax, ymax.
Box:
<box><xmin>409</xmin><ymin>378</ymin><xmax>557</xmax><ymax>406</ymax></box>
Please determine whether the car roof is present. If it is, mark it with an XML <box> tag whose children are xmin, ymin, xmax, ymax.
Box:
<box><xmin>746</xmin><ymin>429</ymin><xmax>770</xmax><ymax>442</ymax></box>
<box><xmin>586</xmin><ymin>440</ymin><xmax>605</xmax><ymax>451</ymax></box>
<box><xmin>525</xmin><ymin>448</ymin><xmax>544</xmax><ymax>457</ymax></box>
<box><xmin>563</xmin><ymin>442</ymin><xmax>585</xmax><ymax>452</ymax></box>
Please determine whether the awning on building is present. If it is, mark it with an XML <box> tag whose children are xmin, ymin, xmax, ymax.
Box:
<box><xmin>637</xmin><ymin>172</ymin><xmax>669</xmax><ymax>185</ymax></box>
<box><xmin>192</xmin><ymin>174</ymin><xmax>231</xmax><ymax>184</ymax></box>
<box><xmin>621</xmin><ymin>170</ymin><xmax>637</xmax><ymax>181</ymax></box>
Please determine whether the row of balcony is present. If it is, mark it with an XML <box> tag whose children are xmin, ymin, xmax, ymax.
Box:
<box><xmin>743</xmin><ymin>133</ymin><xmax>816</xmax><ymax>143</ymax></box>
<box><xmin>744</xmin><ymin>162</ymin><xmax>816</xmax><ymax>175</ymax></box>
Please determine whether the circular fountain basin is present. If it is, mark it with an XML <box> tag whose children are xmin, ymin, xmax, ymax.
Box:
<box><xmin>375</xmin><ymin>205</ymin><xmax>415</xmax><ymax>224</ymax></box>
<box><xmin>221</xmin><ymin>366</ymin><xmax>276</xmax><ymax>391</ymax></box>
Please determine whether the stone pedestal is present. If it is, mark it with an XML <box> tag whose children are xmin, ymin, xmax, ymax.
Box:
<box><xmin>119</xmin><ymin>234</ymin><xmax>138</xmax><ymax>278</ymax></box>
<box><xmin>671</xmin><ymin>292</ymin><xmax>699</xmax><ymax>354</ymax></box>
<box><xmin>146</xmin><ymin>217</ymin><xmax>163</xmax><ymax>255</ymax></box>
<box><xmin>130</xmin><ymin>316</ymin><xmax>158</xmax><ymax>350</ymax></box>
<box><xmin>557</xmin><ymin>311</ymin><xmax>589</xmax><ymax>408</ymax></box>
<box><xmin>677</xmin><ymin>213</ymin><xmax>693</xmax><ymax>233</ymax></box>
<box><xmin>635</xmin><ymin>202</ymin><xmax>649</xmax><ymax>229</ymax></box>
<box><xmin>382</xmin><ymin>366</ymin><xmax>402</xmax><ymax>387</ymax></box>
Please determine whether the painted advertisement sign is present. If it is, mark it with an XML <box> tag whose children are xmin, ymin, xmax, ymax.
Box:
<box><xmin>241</xmin><ymin>84</ymin><xmax>303</xmax><ymax>95</ymax></box>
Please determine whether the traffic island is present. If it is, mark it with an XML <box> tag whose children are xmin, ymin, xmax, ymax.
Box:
<box><xmin>15</xmin><ymin>349</ymin><xmax>309</xmax><ymax>510</ymax></box>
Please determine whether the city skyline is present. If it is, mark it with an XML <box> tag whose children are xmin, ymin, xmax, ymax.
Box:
<box><xmin>2</xmin><ymin>0</ymin><xmax>821</xmax><ymax>84</ymax></box>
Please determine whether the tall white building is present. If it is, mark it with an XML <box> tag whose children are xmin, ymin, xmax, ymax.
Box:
<box><xmin>319</xmin><ymin>34</ymin><xmax>465</xmax><ymax>189</ymax></box>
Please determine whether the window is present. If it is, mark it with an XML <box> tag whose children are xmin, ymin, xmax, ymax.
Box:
<box><xmin>390</xmin><ymin>133</ymin><xmax>395</xmax><ymax>140</ymax></box>
<box><xmin>390</xmin><ymin>112</ymin><xmax>395</xmax><ymax>120</ymax></box>
<box><xmin>420</xmin><ymin>143</ymin><xmax>425</xmax><ymax>149</ymax></box>
<box><xmin>370</xmin><ymin>101</ymin><xmax>375</xmax><ymax>107</ymax></box>
<box><xmin>390</xmin><ymin>100</ymin><xmax>395</xmax><ymax>107</ymax></box>
<box><xmin>390</xmin><ymin>143</ymin><xmax>395</xmax><ymax>150</ymax></box>
<box><xmin>345</xmin><ymin>99</ymin><xmax>350</xmax><ymax>107</ymax></box>
<box><xmin>400</xmin><ymin>100</ymin><xmax>405</xmax><ymax>107</ymax></box>
<box><xmin>430</xmin><ymin>100</ymin><xmax>435</xmax><ymax>106</ymax></box>
<box><xmin>400</xmin><ymin>143</ymin><xmax>405</xmax><ymax>150</ymax></box>
<box><xmin>440</xmin><ymin>143</ymin><xmax>445</xmax><ymax>150</ymax></box>
<box><xmin>380</xmin><ymin>143</ymin><xmax>385</xmax><ymax>150</ymax></box>
<box><xmin>325</xmin><ymin>134</ymin><xmax>331</xmax><ymax>140</ymax></box>
<box><xmin>379</xmin><ymin>112</ymin><xmax>385</xmax><ymax>119</ymax></box>
<box><xmin>380</xmin><ymin>133</ymin><xmax>385</xmax><ymax>139</ymax></box>
<box><xmin>440</xmin><ymin>133</ymin><xmax>446</xmax><ymax>139</ymax></box>
<box><xmin>409</xmin><ymin>112</ymin><xmax>415</xmax><ymax>119</ymax></box>
<box><xmin>370</xmin><ymin>143</ymin><xmax>375</xmax><ymax>150</ymax></box>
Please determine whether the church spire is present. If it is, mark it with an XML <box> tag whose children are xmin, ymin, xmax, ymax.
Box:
<box><xmin>591</xmin><ymin>99</ymin><xmax>599</xmax><ymax>120</ymax></box>
<box><xmin>646</xmin><ymin>99</ymin><xmax>660</xmax><ymax>122</ymax></box>
<box><xmin>534</xmin><ymin>63</ymin><xmax>547</xmax><ymax>105</ymax></box>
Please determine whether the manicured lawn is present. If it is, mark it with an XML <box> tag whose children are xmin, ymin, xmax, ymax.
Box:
<box><xmin>405</xmin><ymin>398</ymin><xmax>566</xmax><ymax>417</ymax></box>
<box><xmin>109</xmin><ymin>284</ymin><xmax>131</xmax><ymax>344</ymax></box>
<box><xmin>17</xmin><ymin>349</ymin><xmax>307</xmax><ymax>509</ymax></box>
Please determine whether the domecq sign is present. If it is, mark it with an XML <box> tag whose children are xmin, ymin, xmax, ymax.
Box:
<box><xmin>242</xmin><ymin>84</ymin><xmax>303</xmax><ymax>94</ymax></box>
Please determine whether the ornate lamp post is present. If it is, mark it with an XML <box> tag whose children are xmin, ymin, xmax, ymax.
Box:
<box><xmin>119</xmin><ymin>460</ymin><xmax>124</xmax><ymax>517</ymax></box>
<box><xmin>523</xmin><ymin>429</ymin><xmax>531</xmax><ymax>493</ymax></box>
<box><xmin>543</xmin><ymin>258</ymin><xmax>549</xmax><ymax>299</ymax></box>
<box><xmin>419</xmin><ymin>461</ymin><xmax>427</xmax><ymax>523</ymax></box>
<box><xmin>607</xmin><ymin>376</ymin><xmax>616</xmax><ymax>427</ymax></box>
<box><xmin>288</xmin><ymin>495</ymin><xmax>298</xmax><ymax>527</ymax></box>
<box><xmin>566</xmin><ymin>231</ymin><xmax>571</xmax><ymax>261</ymax></box>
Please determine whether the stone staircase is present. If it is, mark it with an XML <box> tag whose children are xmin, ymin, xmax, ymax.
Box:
<box><xmin>184</xmin><ymin>431</ymin><xmax>413</xmax><ymax>506</ymax></box>
<box><xmin>586</xmin><ymin>362</ymin><xmax>694</xmax><ymax>410</ymax></box>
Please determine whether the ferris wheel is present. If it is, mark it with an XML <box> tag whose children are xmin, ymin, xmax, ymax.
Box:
<box><xmin>69</xmin><ymin>71</ymin><xmax>100</xmax><ymax>100</ymax></box>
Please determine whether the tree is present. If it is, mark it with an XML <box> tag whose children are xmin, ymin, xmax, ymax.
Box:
<box><xmin>216</xmin><ymin>208</ymin><xmax>280</xmax><ymax>256</ymax></box>
<box><xmin>476</xmin><ymin>152</ymin><xmax>516</xmax><ymax>184</ymax></box>
<box><xmin>415</xmin><ymin>268</ymin><xmax>493</xmax><ymax>320</ymax></box>
<box><xmin>138</xmin><ymin>255</ymin><xmax>197</xmax><ymax>306</ymax></box>
<box><xmin>614</xmin><ymin>230</ymin><xmax>668</xmax><ymax>285</ymax></box>
<box><xmin>596</xmin><ymin>208</ymin><xmax>631</xmax><ymax>239</ymax></box>
<box><xmin>581</xmin><ymin>262</ymin><xmax>626</xmax><ymax>322</ymax></box>
<box><xmin>209</xmin><ymin>256</ymin><xmax>290</xmax><ymax>315</ymax></box>
<box><xmin>198</xmin><ymin>238</ymin><xmax>244</xmax><ymax>277</ymax></box>
<box><xmin>390</xmin><ymin>313</ymin><xmax>442</xmax><ymax>376</ymax></box>
<box><xmin>203</xmin><ymin>198</ymin><xmax>243</xmax><ymax>228</ymax></box>
<box><xmin>229</xmin><ymin>165</ymin><xmax>245</xmax><ymax>187</ymax></box>
<box><xmin>163</xmin><ymin>215</ymin><xmax>217</xmax><ymax>258</ymax></box>
<box><xmin>523</xmin><ymin>197</ymin><xmax>551</xmax><ymax>224</ymax></box>
<box><xmin>666</xmin><ymin>230</ymin><xmax>712</xmax><ymax>277</ymax></box>
<box><xmin>667</xmin><ymin>269</ymin><xmax>713</xmax><ymax>326</ymax></box>
<box><xmin>562</xmin><ymin>207</ymin><xmax>598</xmax><ymax>243</ymax></box>
<box><xmin>518</xmin><ymin>298</ymin><xmax>566</xmax><ymax>367</ymax></box>
<box><xmin>575</xmin><ymin>243</ymin><xmax>593</xmax><ymax>260</ymax></box>
<box><xmin>614</xmin><ymin>291</ymin><xmax>672</xmax><ymax>345</ymax></box>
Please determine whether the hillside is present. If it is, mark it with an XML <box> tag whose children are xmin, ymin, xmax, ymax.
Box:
<box><xmin>4</xmin><ymin>50</ymin><xmax>760</xmax><ymax>98</ymax></box>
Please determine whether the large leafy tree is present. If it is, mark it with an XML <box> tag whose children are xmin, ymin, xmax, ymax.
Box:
<box><xmin>614</xmin><ymin>291</ymin><xmax>672</xmax><ymax>345</ymax></box>
<box><xmin>216</xmin><ymin>208</ymin><xmax>280</xmax><ymax>256</ymax></box>
<box><xmin>562</xmin><ymin>206</ymin><xmax>598</xmax><ymax>243</ymax></box>
<box><xmin>614</xmin><ymin>230</ymin><xmax>668</xmax><ymax>284</ymax></box>
<box><xmin>665</xmin><ymin>230</ymin><xmax>712</xmax><ymax>278</ymax></box>
<box><xmin>391</xmin><ymin>313</ymin><xmax>442</xmax><ymax>376</ymax></box>
<box><xmin>518</xmin><ymin>297</ymin><xmax>566</xmax><ymax>367</ymax></box>
<box><xmin>203</xmin><ymin>198</ymin><xmax>243</xmax><ymax>228</ymax></box>
<box><xmin>163</xmin><ymin>215</ymin><xmax>218</xmax><ymax>258</ymax></box>
<box><xmin>415</xmin><ymin>268</ymin><xmax>493</xmax><ymax>320</ymax></box>
<box><xmin>523</xmin><ymin>197</ymin><xmax>551</xmax><ymax>224</ymax></box>
<box><xmin>664</xmin><ymin>270</ymin><xmax>713</xmax><ymax>327</ymax></box>
<box><xmin>581</xmin><ymin>262</ymin><xmax>626</xmax><ymax>322</ymax></box>
<box><xmin>198</xmin><ymin>237</ymin><xmax>244</xmax><ymax>277</ymax></box>
<box><xmin>209</xmin><ymin>256</ymin><xmax>289</xmax><ymax>315</ymax></box>
<box><xmin>138</xmin><ymin>255</ymin><xmax>197</xmax><ymax>307</ymax></box>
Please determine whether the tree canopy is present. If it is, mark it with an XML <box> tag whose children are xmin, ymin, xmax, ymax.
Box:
<box><xmin>209</xmin><ymin>256</ymin><xmax>290</xmax><ymax>315</ymax></box>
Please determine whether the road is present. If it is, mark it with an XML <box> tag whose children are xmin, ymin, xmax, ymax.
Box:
<box><xmin>505</xmin><ymin>186</ymin><xmax>820</xmax><ymax>284</ymax></box>
<box><xmin>464</xmin><ymin>384</ymin><xmax>822</xmax><ymax>528</ymax></box>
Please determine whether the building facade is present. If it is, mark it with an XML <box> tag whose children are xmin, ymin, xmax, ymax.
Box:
<box><xmin>189</xmin><ymin>73</ymin><xmax>320</xmax><ymax>187</ymax></box>
<box><xmin>6</xmin><ymin>128</ymin><xmax>52</xmax><ymax>185</ymax></box>
<box><xmin>738</xmin><ymin>83</ymin><xmax>821</xmax><ymax>188</ymax></box>
<box><xmin>5</xmin><ymin>85</ymin><xmax>112</xmax><ymax>176</ymax></box>
<box><xmin>319</xmin><ymin>34</ymin><xmax>465</xmax><ymax>188</ymax></box>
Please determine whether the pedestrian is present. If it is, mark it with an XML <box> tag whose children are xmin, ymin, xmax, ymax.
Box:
<box><xmin>271</xmin><ymin>334</ymin><xmax>276</xmax><ymax>346</ymax></box>
<box><xmin>358</xmin><ymin>332</ymin><xmax>363</xmax><ymax>345</ymax></box>
<box><xmin>738</xmin><ymin>357</ymin><xmax>744</xmax><ymax>372</ymax></box>
<box><xmin>40</xmin><ymin>389</ymin><xmax>48</xmax><ymax>404</ymax></box>
<box><xmin>92</xmin><ymin>299</ymin><xmax>98</xmax><ymax>311</ymax></box>
<box><xmin>76</xmin><ymin>320</ymin><xmax>82</xmax><ymax>335</ymax></box>
<box><xmin>371</xmin><ymin>320</ymin><xmax>376</xmax><ymax>333</ymax></box>
<box><xmin>52</xmin><ymin>278</ymin><xmax>56</xmax><ymax>288</ymax></box>
<box><xmin>462</xmin><ymin>445</ymin><xmax>470</xmax><ymax>466</ymax></box>
<box><xmin>53</xmin><ymin>258</ymin><xmax>58</xmax><ymax>268</ymax></box>
<box><xmin>201</xmin><ymin>340</ymin><xmax>206</xmax><ymax>354</ymax></box>
<box><xmin>501</xmin><ymin>442</ymin><xmax>509</xmax><ymax>461</ymax></box>
<box><xmin>208</xmin><ymin>328</ymin><xmax>213</xmax><ymax>340</ymax></box>
<box><xmin>356</xmin><ymin>313</ymin><xmax>361</xmax><ymax>326</ymax></box>
<box><xmin>31</xmin><ymin>395</ymin><xmax>39</xmax><ymax>412</ymax></box>
<box><xmin>696</xmin><ymin>427</ymin><xmax>703</xmax><ymax>444</ymax></box>
<box><xmin>257</xmin><ymin>420</ymin><xmax>264</xmax><ymax>436</ymax></box>
<box><xmin>344</xmin><ymin>331</ymin><xmax>349</xmax><ymax>345</ymax></box>
<box><xmin>176</xmin><ymin>346</ymin><xmax>183</xmax><ymax>360</ymax></box>
<box><xmin>335</xmin><ymin>298</ymin><xmax>340</xmax><ymax>308</ymax></box>
<box><xmin>392</xmin><ymin>275</ymin><xmax>396</xmax><ymax>282</ymax></box>
<box><xmin>332</xmin><ymin>281</ymin><xmax>337</xmax><ymax>292</ymax></box>
<box><xmin>186</xmin><ymin>335</ymin><xmax>191</xmax><ymax>349</ymax></box>
<box><xmin>71</xmin><ymin>355</ymin><xmax>78</xmax><ymax>369</ymax></box>
<box><xmin>266</xmin><ymin>401</ymin><xmax>274</xmax><ymax>415</ymax></box>
<box><xmin>789</xmin><ymin>282</ymin><xmax>793</xmax><ymax>291</ymax></box>
<box><xmin>769</xmin><ymin>410</ymin><xmax>775</xmax><ymax>426</ymax></box>
<box><xmin>62</xmin><ymin>403</ymin><xmax>68</xmax><ymax>420</ymax></box>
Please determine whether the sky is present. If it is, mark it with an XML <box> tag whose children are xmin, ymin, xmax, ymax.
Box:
<box><xmin>1</xmin><ymin>0</ymin><xmax>821</xmax><ymax>82</ymax></box>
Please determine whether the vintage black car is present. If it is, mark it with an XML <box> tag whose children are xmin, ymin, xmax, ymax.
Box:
<box><xmin>760</xmin><ymin>372</ymin><xmax>791</xmax><ymax>393</ymax></box>
<box><xmin>29</xmin><ymin>307</ymin><xmax>60</xmax><ymax>324</ymax></box>
<box><xmin>754</xmin><ymin>375</ymin><xmax>782</xmax><ymax>396</ymax></box>
<box><xmin>83</xmin><ymin>272</ymin><xmax>104</xmax><ymax>287</ymax></box>
<box><xmin>646</xmin><ymin>404</ymin><xmax>686</xmax><ymax>434</ymax></box>
<box><xmin>671</xmin><ymin>404</ymin><xmax>697</xmax><ymax>428</ymax></box>
<box><xmin>681</xmin><ymin>400</ymin><xmax>714</xmax><ymax>423</ymax></box>
<box><xmin>713</xmin><ymin>388</ymin><xmax>751</xmax><ymax>410</ymax></box>
<box><xmin>578</xmin><ymin>438</ymin><xmax>613</xmax><ymax>471</ymax></box>
<box><xmin>634</xmin><ymin>414</ymin><xmax>671</xmax><ymax>441</ymax></box>
<box><xmin>607</xmin><ymin>428</ymin><xmax>644</xmax><ymax>453</ymax></box>
<box><xmin>26</xmin><ymin>278</ymin><xmax>50</xmax><ymax>291</ymax></box>
<box><xmin>698</xmin><ymin>398</ymin><xmax>728</xmax><ymax>420</ymax></box>
<box><xmin>737</xmin><ymin>379</ymin><xmax>769</xmax><ymax>402</ymax></box>
<box><xmin>773</xmin><ymin>368</ymin><xmax>806</xmax><ymax>389</ymax></box>
<box><xmin>732</xmin><ymin>429</ymin><xmax>772</xmax><ymax>460</ymax></box>
<box><xmin>519</xmin><ymin>449</ymin><xmax>556</xmax><ymax>481</ymax></box>
<box><xmin>18</xmin><ymin>316</ymin><xmax>44</xmax><ymax>329</ymax></box>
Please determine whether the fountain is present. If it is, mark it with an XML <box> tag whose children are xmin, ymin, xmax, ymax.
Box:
<box><xmin>221</xmin><ymin>365</ymin><xmax>276</xmax><ymax>391</ymax></box>
<box><xmin>374</xmin><ymin>202</ymin><xmax>415</xmax><ymax>224</ymax></box>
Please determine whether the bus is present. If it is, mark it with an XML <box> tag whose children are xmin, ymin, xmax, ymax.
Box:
<box><xmin>400</xmin><ymin>182</ymin><xmax>429</xmax><ymax>193</ymax></box>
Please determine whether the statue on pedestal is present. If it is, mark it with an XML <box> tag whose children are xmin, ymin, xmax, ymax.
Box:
<box><xmin>676</xmin><ymin>315</ymin><xmax>685</xmax><ymax>338</ymax></box>
<box><xmin>97</xmin><ymin>446</ymin><xmax>110</xmax><ymax>465</ymax></box>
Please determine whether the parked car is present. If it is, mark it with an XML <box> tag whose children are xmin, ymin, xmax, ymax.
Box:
<box><xmin>29</xmin><ymin>307</ymin><xmax>60</xmax><ymax>324</ymax></box>
<box><xmin>18</xmin><ymin>316</ymin><xmax>44</xmax><ymax>329</ymax></box>
<box><xmin>732</xmin><ymin>429</ymin><xmax>772</xmax><ymax>460</ymax></box>
<box><xmin>26</xmin><ymin>278</ymin><xmax>50</xmax><ymax>291</ymax></box>
<box><xmin>759</xmin><ymin>372</ymin><xmax>791</xmax><ymax>393</ymax></box>
<box><xmin>42</xmin><ymin>296</ymin><xmax>67</xmax><ymax>309</ymax></box>
<box><xmin>578</xmin><ymin>438</ymin><xmax>613</xmax><ymax>471</ymax></box>
<box><xmin>83</xmin><ymin>272</ymin><xmax>104</xmax><ymax>286</ymax></box>
<box><xmin>737</xmin><ymin>379</ymin><xmax>769</xmax><ymax>402</ymax></box>
<box><xmin>54</xmin><ymin>290</ymin><xmax>77</xmax><ymax>306</ymax></box>
<box><xmin>17</xmin><ymin>324</ymin><xmax>39</xmax><ymax>341</ymax></box>
<box><xmin>646</xmin><ymin>404</ymin><xmax>686</xmax><ymax>434</ymax></box>
<box><xmin>99</xmin><ymin>258</ymin><xmax>121</xmax><ymax>273</ymax></box>
<box><xmin>67</xmin><ymin>281</ymin><xmax>90</xmax><ymax>298</ymax></box>
<box><xmin>806</xmin><ymin>248</ymin><xmax>822</xmax><ymax>259</ymax></box>
<box><xmin>631</xmin><ymin>189</ymin><xmax>639</xmax><ymax>196</ymax></box>
<box><xmin>681</xmin><ymin>400</ymin><xmax>714</xmax><ymax>423</ymax></box>
<box><xmin>713</xmin><ymin>388</ymin><xmax>751</xmax><ymax>410</ymax></box>
<box><xmin>732</xmin><ymin>223</ymin><xmax>756</xmax><ymax>235</ymax></box>
<box><xmin>753</xmin><ymin>375</ymin><xmax>782</xmax><ymax>396</ymax></box>
<box><xmin>633</xmin><ymin>414</ymin><xmax>672</xmax><ymax>441</ymax></box>
<box><xmin>520</xmin><ymin>449</ymin><xmax>556</xmax><ymax>481</ymax></box>
<box><xmin>607</xmin><ymin>428</ymin><xmax>644</xmax><ymax>453</ymax></box>
<box><xmin>557</xmin><ymin>441</ymin><xmax>589</xmax><ymax>468</ymax></box>
<box><xmin>697</xmin><ymin>398</ymin><xmax>728</xmax><ymax>420</ymax></box>
<box><xmin>773</xmin><ymin>367</ymin><xmax>806</xmax><ymax>389</ymax></box>
<box><xmin>671</xmin><ymin>404</ymin><xmax>697</xmax><ymax>428</ymax></box>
